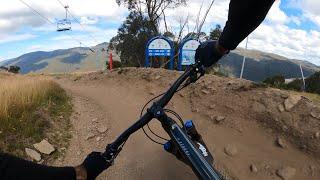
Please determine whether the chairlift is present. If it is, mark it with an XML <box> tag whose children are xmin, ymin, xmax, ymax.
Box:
<box><xmin>57</xmin><ymin>19</ymin><xmax>71</xmax><ymax>31</ymax></box>
<box><xmin>57</xmin><ymin>5</ymin><xmax>71</xmax><ymax>32</ymax></box>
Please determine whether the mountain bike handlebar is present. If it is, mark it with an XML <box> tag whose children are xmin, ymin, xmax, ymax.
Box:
<box><xmin>102</xmin><ymin>63</ymin><xmax>222</xmax><ymax>180</ymax></box>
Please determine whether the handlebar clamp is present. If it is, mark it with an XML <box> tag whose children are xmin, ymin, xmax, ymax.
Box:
<box><xmin>147</xmin><ymin>103</ymin><xmax>164</xmax><ymax>119</ymax></box>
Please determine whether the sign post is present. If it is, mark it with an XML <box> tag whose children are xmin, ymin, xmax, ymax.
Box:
<box><xmin>178</xmin><ymin>39</ymin><xmax>200</xmax><ymax>71</ymax></box>
<box><xmin>145</xmin><ymin>36</ymin><xmax>174</xmax><ymax>70</ymax></box>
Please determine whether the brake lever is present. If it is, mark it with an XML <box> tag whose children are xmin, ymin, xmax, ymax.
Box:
<box><xmin>188</xmin><ymin>63</ymin><xmax>205</xmax><ymax>84</ymax></box>
<box><xmin>102</xmin><ymin>144</ymin><xmax>123</xmax><ymax>166</ymax></box>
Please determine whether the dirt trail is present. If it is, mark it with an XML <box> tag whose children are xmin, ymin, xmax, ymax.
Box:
<box><xmin>54</xmin><ymin>69</ymin><xmax>320</xmax><ymax>180</ymax></box>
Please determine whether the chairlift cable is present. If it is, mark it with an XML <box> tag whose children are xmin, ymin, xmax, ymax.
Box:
<box><xmin>18</xmin><ymin>0</ymin><xmax>55</xmax><ymax>25</ymax></box>
<box><xmin>56</xmin><ymin>0</ymin><xmax>100</xmax><ymax>44</ymax></box>
<box><xmin>18</xmin><ymin>0</ymin><xmax>93</xmax><ymax>51</ymax></box>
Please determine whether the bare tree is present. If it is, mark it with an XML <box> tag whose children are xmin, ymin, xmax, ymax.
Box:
<box><xmin>116</xmin><ymin>0</ymin><xmax>187</xmax><ymax>33</ymax></box>
<box><xmin>176</xmin><ymin>14</ymin><xmax>190</xmax><ymax>42</ymax></box>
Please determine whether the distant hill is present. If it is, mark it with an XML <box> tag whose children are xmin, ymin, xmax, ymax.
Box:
<box><xmin>219</xmin><ymin>48</ymin><xmax>320</xmax><ymax>81</ymax></box>
<box><xmin>0</xmin><ymin>43</ymin><xmax>319</xmax><ymax>81</ymax></box>
<box><xmin>0</xmin><ymin>43</ymin><xmax>120</xmax><ymax>74</ymax></box>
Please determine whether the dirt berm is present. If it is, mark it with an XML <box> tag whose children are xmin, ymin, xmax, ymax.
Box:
<box><xmin>54</xmin><ymin>68</ymin><xmax>320</xmax><ymax>180</ymax></box>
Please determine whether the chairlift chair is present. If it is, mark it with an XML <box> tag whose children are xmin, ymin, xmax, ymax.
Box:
<box><xmin>56</xmin><ymin>5</ymin><xmax>71</xmax><ymax>32</ymax></box>
<box><xmin>57</xmin><ymin>19</ymin><xmax>71</xmax><ymax>31</ymax></box>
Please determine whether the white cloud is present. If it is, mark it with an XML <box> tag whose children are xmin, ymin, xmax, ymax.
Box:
<box><xmin>51</xmin><ymin>26</ymin><xmax>118</xmax><ymax>45</ymax></box>
<box><xmin>289</xmin><ymin>16</ymin><xmax>302</xmax><ymax>26</ymax></box>
<box><xmin>239</xmin><ymin>23</ymin><xmax>320</xmax><ymax>65</ymax></box>
<box><xmin>305</xmin><ymin>13</ymin><xmax>320</xmax><ymax>27</ymax></box>
<box><xmin>80</xmin><ymin>17</ymin><xmax>98</xmax><ymax>25</ymax></box>
<box><xmin>165</xmin><ymin>0</ymin><xmax>228</xmax><ymax>27</ymax></box>
<box><xmin>0</xmin><ymin>33</ymin><xmax>36</xmax><ymax>44</ymax></box>
<box><xmin>299</xmin><ymin>0</ymin><xmax>320</xmax><ymax>16</ymax></box>
<box><xmin>26</xmin><ymin>40</ymin><xmax>79</xmax><ymax>53</ymax></box>
<box><xmin>27</xmin><ymin>30</ymin><xmax>116</xmax><ymax>53</ymax></box>
<box><xmin>235</xmin><ymin>0</ymin><xmax>320</xmax><ymax>65</ymax></box>
<box><xmin>266</xmin><ymin>0</ymin><xmax>288</xmax><ymax>25</ymax></box>
<box><xmin>289</xmin><ymin>0</ymin><xmax>320</xmax><ymax>27</ymax></box>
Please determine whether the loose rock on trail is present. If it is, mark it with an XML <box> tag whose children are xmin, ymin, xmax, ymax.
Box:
<box><xmin>52</xmin><ymin>68</ymin><xmax>320</xmax><ymax>180</ymax></box>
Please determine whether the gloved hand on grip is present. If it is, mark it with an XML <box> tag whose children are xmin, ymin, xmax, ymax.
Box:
<box><xmin>195</xmin><ymin>40</ymin><xmax>229</xmax><ymax>67</ymax></box>
<box><xmin>77</xmin><ymin>152</ymin><xmax>112</xmax><ymax>180</ymax></box>
<box><xmin>164</xmin><ymin>120</ymin><xmax>214</xmax><ymax>165</ymax></box>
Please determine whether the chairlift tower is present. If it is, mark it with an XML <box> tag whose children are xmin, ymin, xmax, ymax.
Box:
<box><xmin>240</xmin><ymin>37</ymin><xmax>249</xmax><ymax>79</ymax></box>
<box><xmin>57</xmin><ymin>5</ymin><xmax>71</xmax><ymax>32</ymax></box>
<box><xmin>300</xmin><ymin>64</ymin><xmax>306</xmax><ymax>91</ymax></box>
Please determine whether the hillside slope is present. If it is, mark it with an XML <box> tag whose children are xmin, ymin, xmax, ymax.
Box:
<box><xmin>53</xmin><ymin>68</ymin><xmax>320</xmax><ymax>180</ymax></box>
<box><xmin>220</xmin><ymin>48</ymin><xmax>320</xmax><ymax>81</ymax></box>
<box><xmin>0</xmin><ymin>43</ymin><xmax>120</xmax><ymax>74</ymax></box>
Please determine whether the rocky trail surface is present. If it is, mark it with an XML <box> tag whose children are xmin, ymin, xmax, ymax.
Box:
<box><xmin>53</xmin><ymin>68</ymin><xmax>320</xmax><ymax>180</ymax></box>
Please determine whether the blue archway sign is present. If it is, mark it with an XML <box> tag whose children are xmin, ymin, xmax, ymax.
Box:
<box><xmin>178</xmin><ymin>39</ymin><xmax>201</xmax><ymax>71</ymax></box>
<box><xmin>145</xmin><ymin>36</ymin><xmax>174</xmax><ymax>70</ymax></box>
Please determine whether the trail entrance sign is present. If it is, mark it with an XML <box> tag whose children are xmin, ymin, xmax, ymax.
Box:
<box><xmin>145</xmin><ymin>36</ymin><xmax>174</xmax><ymax>69</ymax></box>
<box><xmin>178</xmin><ymin>39</ymin><xmax>200</xmax><ymax>71</ymax></box>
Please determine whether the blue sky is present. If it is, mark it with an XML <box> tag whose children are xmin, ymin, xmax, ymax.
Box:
<box><xmin>0</xmin><ymin>0</ymin><xmax>319</xmax><ymax>65</ymax></box>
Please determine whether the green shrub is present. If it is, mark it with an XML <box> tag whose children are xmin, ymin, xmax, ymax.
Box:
<box><xmin>263</xmin><ymin>75</ymin><xmax>286</xmax><ymax>89</ymax></box>
<box><xmin>262</xmin><ymin>72</ymin><xmax>320</xmax><ymax>95</ymax></box>
<box><xmin>8</xmin><ymin>66</ymin><xmax>20</xmax><ymax>74</ymax></box>
<box><xmin>286</xmin><ymin>79</ymin><xmax>303</xmax><ymax>91</ymax></box>
<box><xmin>106</xmin><ymin>61</ymin><xmax>122</xmax><ymax>69</ymax></box>
<box><xmin>306</xmin><ymin>71</ymin><xmax>320</xmax><ymax>94</ymax></box>
<box><xmin>206</xmin><ymin>64</ymin><xmax>233</xmax><ymax>77</ymax></box>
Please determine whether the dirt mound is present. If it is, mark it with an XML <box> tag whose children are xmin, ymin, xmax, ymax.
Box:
<box><xmin>188</xmin><ymin>75</ymin><xmax>320</xmax><ymax>158</ymax></box>
<box><xmin>54</xmin><ymin>68</ymin><xmax>320</xmax><ymax>179</ymax></box>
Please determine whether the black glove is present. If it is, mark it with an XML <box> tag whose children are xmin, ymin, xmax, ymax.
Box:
<box><xmin>195</xmin><ymin>40</ymin><xmax>227</xmax><ymax>67</ymax></box>
<box><xmin>81</xmin><ymin>152</ymin><xmax>111</xmax><ymax>180</ymax></box>
<box><xmin>164</xmin><ymin>120</ymin><xmax>214</xmax><ymax>165</ymax></box>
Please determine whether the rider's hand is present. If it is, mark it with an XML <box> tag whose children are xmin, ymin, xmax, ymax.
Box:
<box><xmin>164</xmin><ymin>120</ymin><xmax>214</xmax><ymax>165</ymax></box>
<box><xmin>195</xmin><ymin>40</ymin><xmax>229</xmax><ymax>67</ymax></box>
<box><xmin>78</xmin><ymin>152</ymin><xmax>111</xmax><ymax>180</ymax></box>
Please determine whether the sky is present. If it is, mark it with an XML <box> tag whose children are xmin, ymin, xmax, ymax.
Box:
<box><xmin>0</xmin><ymin>0</ymin><xmax>319</xmax><ymax>65</ymax></box>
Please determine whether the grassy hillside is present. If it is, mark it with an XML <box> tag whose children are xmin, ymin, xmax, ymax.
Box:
<box><xmin>0</xmin><ymin>73</ymin><xmax>72</xmax><ymax>159</ymax></box>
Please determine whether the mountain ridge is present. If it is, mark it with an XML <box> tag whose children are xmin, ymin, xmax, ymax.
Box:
<box><xmin>1</xmin><ymin>42</ymin><xmax>319</xmax><ymax>81</ymax></box>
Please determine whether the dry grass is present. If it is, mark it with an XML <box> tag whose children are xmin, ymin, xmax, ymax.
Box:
<box><xmin>0</xmin><ymin>73</ymin><xmax>72</xmax><ymax>157</ymax></box>
<box><xmin>0</xmin><ymin>75</ymin><xmax>58</xmax><ymax>120</ymax></box>
<box><xmin>298</xmin><ymin>92</ymin><xmax>320</xmax><ymax>106</ymax></box>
